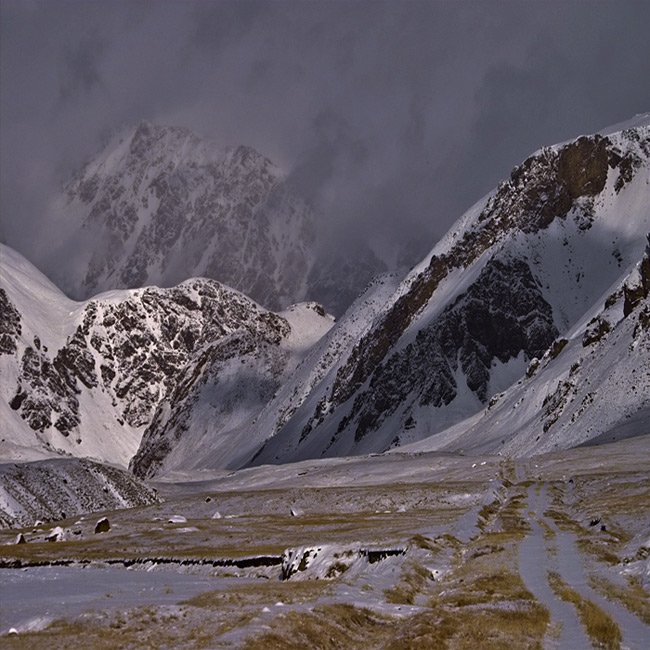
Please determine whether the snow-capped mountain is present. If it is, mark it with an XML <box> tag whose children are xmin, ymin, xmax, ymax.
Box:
<box><xmin>129</xmin><ymin>272</ymin><xmax>395</xmax><ymax>478</ymax></box>
<box><xmin>3</xmin><ymin>116</ymin><xmax>648</xmax><ymax>479</ymax></box>
<box><xmin>247</xmin><ymin>116</ymin><xmax>650</xmax><ymax>465</ymax></box>
<box><xmin>0</xmin><ymin>243</ymin><xmax>333</xmax><ymax>468</ymax></box>
<box><xmin>46</xmin><ymin>121</ymin><xmax>318</xmax><ymax>312</ymax></box>
<box><xmin>129</xmin><ymin>300</ymin><xmax>334</xmax><ymax>478</ymax></box>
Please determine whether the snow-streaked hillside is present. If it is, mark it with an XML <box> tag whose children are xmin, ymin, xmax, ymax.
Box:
<box><xmin>129</xmin><ymin>301</ymin><xmax>334</xmax><ymax>478</ymax></box>
<box><xmin>0</xmin><ymin>244</ymin><xmax>332</xmax><ymax>469</ymax></box>
<box><xmin>129</xmin><ymin>271</ymin><xmax>402</xmax><ymax>477</ymax></box>
<box><xmin>0</xmin><ymin>457</ymin><xmax>161</xmax><ymax>529</ymax></box>
<box><xmin>406</xmin><ymin>238</ymin><xmax>650</xmax><ymax>456</ymax></box>
<box><xmin>249</xmin><ymin>117</ymin><xmax>650</xmax><ymax>465</ymax></box>
<box><xmin>45</xmin><ymin>121</ymin><xmax>318</xmax><ymax>312</ymax></box>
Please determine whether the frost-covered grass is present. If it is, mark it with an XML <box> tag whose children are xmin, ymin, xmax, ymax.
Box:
<box><xmin>3</xmin><ymin>445</ymin><xmax>649</xmax><ymax>648</ymax></box>
<box><xmin>384</xmin><ymin>560</ymin><xmax>431</xmax><ymax>605</ymax></box>
<box><xmin>239</xmin><ymin>604</ymin><xmax>394</xmax><ymax>650</ymax></box>
<box><xmin>182</xmin><ymin>580</ymin><xmax>329</xmax><ymax>609</ymax></box>
<box><xmin>548</xmin><ymin>571</ymin><xmax>622</xmax><ymax>650</ymax></box>
<box><xmin>545</xmin><ymin>472</ymin><xmax>648</xmax><ymax>568</ymax></box>
<box><xmin>589</xmin><ymin>575</ymin><xmax>650</xmax><ymax>626</ymax></box>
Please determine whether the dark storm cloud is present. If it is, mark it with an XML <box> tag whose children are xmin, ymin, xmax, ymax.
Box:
<box><xmin>1</xmin><ymin>0</ymin><xmax>649</xmax><ymax>275</ymax></box>
<box><xmin>58</xmin><ymin>33</ymin><xmax>107</xmax><ymax>103</ymax></box>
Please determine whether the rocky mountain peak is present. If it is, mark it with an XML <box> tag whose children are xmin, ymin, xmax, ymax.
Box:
<box><xmin>0</xmin><ymin>247</ymin><xmax>297</xmax><ymax>467</ymax></box>
<box><xmin>247</xmin><ymin>120</ymin><xmax>650</xmax><ymax>466</ymax></box>
<box><xmin>51</xmin><ymin>122</ymin><xmax>317</xmax><ymax>311</ymax></box>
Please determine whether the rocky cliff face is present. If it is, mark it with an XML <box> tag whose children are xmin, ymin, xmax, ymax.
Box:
<box><xmin>249</xmin><ymin>120</ymin><xmax>650</xmax><ymax>464</ymax></box>
<box><xmin>0</xmin><ymin>244</ymin><xmax>295</xmax><ymax>467</ymax></box>
<box><xmin>423</xmin><ymin>238</ymin><xmax>650</xmax><ymax>457</ymax></box>
<box><xmin>50</xmin><ymin>122</ymin><xmax>317</xmax><ymax>312</ymax></box>
<box><xmin>335</xmin><ymin>257</ymin><xmax>558</xmax><ymax>446</ymax></box>
<box><xmin>129</xmin><ymin>300</ymin><xmax>335</xmax><ymax>478</ymax></box>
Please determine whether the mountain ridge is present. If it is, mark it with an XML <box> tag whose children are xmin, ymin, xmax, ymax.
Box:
<box><xmin>46</xmin><ymin>121</ymin><xmax>318</xmax><ymax>312</ymax></box>
<box><xmin>246</xmin><ymin>118</ymin><xmax>650</xmax><ymax>467</ymax></box>
<box><xmin>0</xmin><ymin>243</ymin><xmax>333</xmax><ymax>468</ymax></box>
<box><xmin>2</xmin><ymin>115</ymin><xmax>649</xmax><ymax>479</ymax></box>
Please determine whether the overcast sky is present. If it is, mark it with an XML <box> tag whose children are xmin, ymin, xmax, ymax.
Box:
<box><xmin>1</xmin><ymin>0</ymin><xmax>649</xmax><ymax>272</ymax></box>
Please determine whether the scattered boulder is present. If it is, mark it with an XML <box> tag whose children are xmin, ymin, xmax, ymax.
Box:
<box><xmin>290</xmin><ymin>507</ymin><xmax>304</xmax><ymax>517</ymax></box>
<box><xmin>94</xmin><ymin>517</ymin><xmax>110</xmax><ymax>534</ymax></box>
<box><xmin>212</xmin><ymin>511</ymin><xmax>222</xmax><ymax>519</ymax></box>
<box><xmin>583</xmin><ymin>317</ymin><xmax>611</xmax><ymax>347</ymax></box>
<box><xmin>46</xmin><ymin>526</ymin><xmax>65</xmax><ymax>542</ymax></box>
<box><xmin>15</xmin><ymin>533</ymin><xmax>26</xmax><ymax>545</ymax></box>
<box><xmin>168</xmin><ymin>515</ymin><xmax>187</xmax><ymax>524</ymax></box>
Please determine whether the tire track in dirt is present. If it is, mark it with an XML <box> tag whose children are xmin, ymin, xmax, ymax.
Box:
<box><xmin>516</xmin><ymin>462</ymin><xmax>591</xmax><ymax>650</ymax></box>
<box><xmin>545</xmin><ymin>482</ymin><xmax>650</xmax><ymax>650</ymax></box>
<box><xmin>516</xmin><ymin>460</ymin><xmax>650</xmax><ymax>650</ymax></box>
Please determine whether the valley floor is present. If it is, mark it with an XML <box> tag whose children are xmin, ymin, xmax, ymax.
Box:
<box><xmin>0</xmin><ymin>436</ymin><xmax>649</xmax><ymax>649</ymax></box>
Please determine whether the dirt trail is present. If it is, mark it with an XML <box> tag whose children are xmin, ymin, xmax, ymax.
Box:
<box><xmin>515</xmin><ymin>462</ymin><xmax>650</xmax><ymax>650</ymax></box>
<box><xmin>516</xmin><ymin>462</ymin><xmax>591</xmax><ymax>650</ymax></box>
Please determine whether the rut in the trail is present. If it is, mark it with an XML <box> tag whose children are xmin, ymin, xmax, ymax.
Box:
<box><xmin>517</xmin><ymin>467</ymin><xmax>591</xmax><ymax>650</ymax></box>
<box><xmin>515</xmin><ymin>463</ymin><xmax>650</xmax><ymax>650</ymax></box>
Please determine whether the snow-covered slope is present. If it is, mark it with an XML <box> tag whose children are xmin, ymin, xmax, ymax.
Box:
<box><xmin>1</xmin><ymin>244</ymin><xmax>332</xmax><ymax>469</ymax></box>
<box><xmin>128</xmin><ymin>271</ymin><xmax>400</xmax><ymax>477</ymax></box>
<box><xmin>129</xmin><ymin>301</ymin><xmax>334</xmax><ymax>478</ymax></box>
<box><xmin>0</xmin><ymin>458</ymin><xmax>161</xmax><ymax>529</ymax></box>
<box><xmin>406</xmin><ymin>238</ymin><xmax>650</xmax><ymax>456</ymax></box>
<box><xmin>249</xmin><ymin>117</ymin><xmax>650</xmax><ymax>465</ymax></box>
<box><xmin>46</xmin><ymin>122</ymin><xmax>317</xmax><ymax>312</ymax></box>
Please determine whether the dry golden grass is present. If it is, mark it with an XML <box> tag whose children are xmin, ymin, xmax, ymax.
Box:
<box><xmin>446</xmin><ymin>603</ymin><xmax>549</xmax><ymax>650</ymax></box>
<box><xmin>440</xmin><ymin>569</ymin><xmax>536</xmax><ymax>607</ymax></box>
<box><xmin>239</xmin><ymin>603</ymin><xmax>393</xmax><ymax>650</ymax></box>
<box><xmin>538</xmin><ymin>518</ymin><xmax>556</xmax><ymax>540</ymax></box>
<box><xmin>384</xmin><ymin>561</ymin><xmax>431</xmax><ymax>605</ymax></box>
<box><xmin>499</xmin><ymin>459</ymin><xmax>517</xmax><ymax>484</ymax></box>
<box><xmin>576</xmin><ymin>536</ymin><xmax>620</xmax><ymax>565</ymax></box>
<box><xmin>590</xmin><ymin>574</ymin><xmax>650</xmax><ymax>626</ymax></box>
<box><xmin>548</xmin><ymin>571</ymin><xmax>622</xmax><ymax>650</ymax></box>
<box><xmin>2</xmin><ymin>606</ymin><xmax>227</xmax><ymax>650</ymax></box>
<box><xmin>409</xmin><ymin>533</ymin><xmax>437</xmax><ymax>551</ymax></box>
<box><xmin>242</xmin><ymin>595</ymin><xmax>549</xmax><ymax>650</ymax></box>
<box><xmin>469</xmin><ymin>542</ymin><xmax>504</xmax><ymax>559</ymax></box>
<box><xmin>182</xmin><ymin>579</ymin><xmax>328</xmax><ymax>609</ymax></box>
<box><xmin>477</xmin><ymin>501</ymin><xmax>500</xmax><ymax>530</ymax></box>
<box><xmin>382</xmin><ymin>601</ymin><xmax>548</xmax><ymax>650</ymax></box>
<box><xmin>544</xmin><ymin>507</ymin><xmax>583</xmax><ymax>534</ymax></box>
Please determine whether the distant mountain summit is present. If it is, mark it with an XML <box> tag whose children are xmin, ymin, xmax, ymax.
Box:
<box><xmin>50</xmin><ymin>121</ymin><xmax>317</xmax><ymax>311</ymax></box>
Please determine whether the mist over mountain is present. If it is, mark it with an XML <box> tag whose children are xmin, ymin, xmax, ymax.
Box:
<box><xmin>4</xmin><ymin>1</ymin><xmax>647</xmax><ymax>316</ymax></box>
<box><xmin>248</xmin><ymin>117</ymin><xmax>650</xmax><ymax>468</ymax></box>
<box><xmin>3</xmin><ymin>116</ymin><xmax>647</xmax><ymax>479</ymax></box>
<box><xmin>34</xmin><ymin>121</ymin><xmax>388</xmax><ymax>317</ymax></box>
